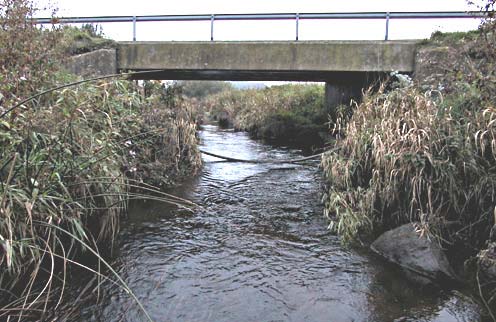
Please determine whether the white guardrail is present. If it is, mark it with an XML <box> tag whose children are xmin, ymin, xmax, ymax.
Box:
<box><xmin>34</xmin><ymin>11</ymin><xmax>488</xmax><ymax>41</ymax></box>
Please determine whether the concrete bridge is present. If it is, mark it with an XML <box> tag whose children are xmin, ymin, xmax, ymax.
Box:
<box><xmin>68</xmin><ymin>40</ymin><xmax>419</xmax><ymax>118</ymax></box>
<box><xmin>117</xmin><ymin>41</ymin><xmax>417</xmax><ymax>81</ymax></box>
<box><xmin>52</xmin><ymin>10</ymin><xmax>480</xmax><ymax>121</ymax></box>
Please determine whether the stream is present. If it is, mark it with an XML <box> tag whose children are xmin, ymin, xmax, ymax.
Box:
<box><xmin>76</xmin><ymin>124</ymin><xmax>484</xmax><ymax>322</ymax></box>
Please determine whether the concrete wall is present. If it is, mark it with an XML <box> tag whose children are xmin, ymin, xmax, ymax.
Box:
<box><xmin>325</xmin><ymin>83</ymin><xmax>364</xmax><ymax>121</ymax></box>
<box><xmin>63</xmin><ymin>49</ymin><xmax>117</xmax><ymax>77</ymax></box>
<box><xmin>62</xmin><ymin>41</ymin><xmax>418</xmax><ymax>82</ymax></box>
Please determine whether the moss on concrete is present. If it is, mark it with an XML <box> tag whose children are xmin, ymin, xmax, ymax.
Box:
<box><xmin>61</xmin><ymin>25</ymin><xmax>116</xmax><ymax>55</ymax></box>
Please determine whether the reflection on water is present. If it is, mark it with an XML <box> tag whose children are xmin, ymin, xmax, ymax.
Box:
<box><xmin>76</xmin><ymin>125</ymin><xmax>483</xmax><ymax>322</ymax></box>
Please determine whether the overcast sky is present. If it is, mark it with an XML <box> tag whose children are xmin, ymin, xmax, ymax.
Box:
<box><xmin>36</xmin><ymin>0</ymin><xmax>486</xmax><ymax>41</ymax></box>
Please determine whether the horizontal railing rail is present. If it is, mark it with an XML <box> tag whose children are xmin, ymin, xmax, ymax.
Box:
<box><xmin>34</xmin><ymin>11</ymin><xmax>488</xmax><ymax>41</ymax></box>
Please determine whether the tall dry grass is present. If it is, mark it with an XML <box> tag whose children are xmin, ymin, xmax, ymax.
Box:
<box><xmin>322</xmin><ymin>84</ymin><xmax>496</xmax><ymax>246</ymax></box>
<box><xmin>0</xmin><ymin>75</ymin><xmax>201</xmax><ymax>320</ymax></box>
<box><xmin>322</xmin><ymin>16</ymin><xmax>496</xmax><ymax>251</ymax></box>
<box><xmin>0</xmin><ymin>1</ymin><xmax>201</xmax><ymax>319</ymax></box>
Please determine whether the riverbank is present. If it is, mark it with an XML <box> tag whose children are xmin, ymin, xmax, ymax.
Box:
<box><xmin>321</xmin><ymin>11</ymin><xmax>496</xmax><ymax>313</ymax></box>
<box><xmin>203</xmin><ymin>84</ymin><xmax>330</xmax><ymax>150</ymax></box>
<box><xmin>0</xmin><ymin>2</ymin><xmax>200</xmax><ymax>320</ymax></box>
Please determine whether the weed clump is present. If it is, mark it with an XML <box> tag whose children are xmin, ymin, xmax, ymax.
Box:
<box><xmin>60</xmin><ymin>24</ymin><xmax>116</xmax><ymax>55</ymax></box>
<box><xmin>322</xmin><ymin>84</ymin><xmax>496</xmax><ymax>247</ymax></box>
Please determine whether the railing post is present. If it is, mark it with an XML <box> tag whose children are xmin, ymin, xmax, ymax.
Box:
<box><xmin>210</xmin><ymin>14</ymin><xmax>215</xmax><ymax>41</ymax></box>
<box><xmin>384</xmin><ymin>12</ymin><xmax>390</xmax><ymax>41</ymax></box>
<box><xmin>132</xmin><ymin>16</ymin><xmax>137</xmax><ymax>41</ymax></box>
<box><xmin>295</xmin><ymin>13</ymin><xmax>299</xmax><ymax>41</ymax></box>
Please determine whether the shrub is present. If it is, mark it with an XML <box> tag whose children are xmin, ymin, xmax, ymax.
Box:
<box><xmin>177</xmin><ymin>80</ymin><xmax>233</xmax><ymax>99</ymax></box>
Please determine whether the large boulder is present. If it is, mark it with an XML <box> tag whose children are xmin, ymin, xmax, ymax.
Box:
<box><xmin>371</xmin><ymin>223</ymin><xmax>456</xmax><ymax>284</ymax></box>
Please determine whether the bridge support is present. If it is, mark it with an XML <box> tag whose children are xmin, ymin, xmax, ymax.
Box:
<box><xmin>63</xmin><ymin>49</ymin><xmax>117</xmax><ymax>77</ymax></box>
<box><xmin>325</xmin><ymin>82</ymin><xmax>363</xmax><ymax>122</ymax></box>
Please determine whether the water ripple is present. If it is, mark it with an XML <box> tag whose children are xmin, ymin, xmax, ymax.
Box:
<box><xmin>75</xmin><ymin>125</ymin><xmax>483</xmax><ymax>322</ymax></box>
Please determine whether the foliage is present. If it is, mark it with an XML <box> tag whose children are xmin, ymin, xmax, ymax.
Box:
<box><xmin>204</xmin><ymin>84</ymin><xmax>329</xmax><ymax>148</ymax></box>
<box><xmin>177</xmin><ymin>80</ymin><xmax>233</xmax><ymax>99</ymax></box>
<box><xmin>59</xmin><ymin>24</ymin><xmax>116</xmax><ymax>55</ymax></box>
<box><xmin>0</xmin><ymin>0</ymin><xmax>61</xmax><ymax>110</ymax></box>
<box><xmin>131</xmin><ymin>81</ymin><xmax>202</xmax><ymax>187</ymax></box>
<box><xmin>423</xmin><ymin>29</ymin><xmax>480</xmax><ymax>45</ymax></box>
<box><xmin>469</xmin><ymin>0</ymin><xmax>495</xmax><ymax>15</ymax></box>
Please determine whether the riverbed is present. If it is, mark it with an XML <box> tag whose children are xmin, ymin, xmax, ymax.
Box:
<box><xmin>75</xmin><ymin>124</ymin><xmax>484</xmax><ymax>322</ymax></box>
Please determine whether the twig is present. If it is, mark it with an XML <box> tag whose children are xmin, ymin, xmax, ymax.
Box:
<box><xmin>199</xmin><ymin>148</ymin><xmax>339</xmax><ymax>164</ymax></box>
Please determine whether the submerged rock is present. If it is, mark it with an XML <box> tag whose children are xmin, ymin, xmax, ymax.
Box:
<box><xmin>280</xmin><ymin>204</ymin><xmax>302</xmax><ymax>212</ymax></box>
<box><xmin>371</xmin><ymin>223</ymin><xmax>456</xmax><ymax>284</ymax></box>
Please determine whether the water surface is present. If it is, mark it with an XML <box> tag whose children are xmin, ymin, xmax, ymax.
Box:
<box><xmin>77</xmin><ymin>124</ymin><xmax>483</xmax><ymax>322</ymax></box>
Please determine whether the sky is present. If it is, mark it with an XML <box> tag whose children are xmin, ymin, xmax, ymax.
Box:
<box><xmin>35</xmin><ymin>0</ymin><xmax>487</xmax><ymax>42</ymax></box>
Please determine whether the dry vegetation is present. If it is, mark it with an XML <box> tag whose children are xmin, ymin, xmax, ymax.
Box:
<box><xmin>0</xmin><ymin>1</ymin><xmax>200</xmax><ymax>319</ymax></box>
<box><xmin>321</xmin><ymin>10</ymin><xmax>496</xmax><ymax>314</ymax></box>
<box><xmin>321</xmin><ymin>7</ymin><xmax>496</xmax><ymax>254</ymax></box>
<box><xmin>204</xmin><ymin>84</ymin><xmax>329</xmax><ymax>149</ymax></box>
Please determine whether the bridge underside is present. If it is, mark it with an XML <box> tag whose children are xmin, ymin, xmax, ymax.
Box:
<box><xmin>124</xmin><ymin>69</ymin><xmax>385</xmax><ymax>82</ymax></box>
<box><xmin>125</xmin><ymin>69</ymin><xmax>386</xmax><ymax>83</ymax></box>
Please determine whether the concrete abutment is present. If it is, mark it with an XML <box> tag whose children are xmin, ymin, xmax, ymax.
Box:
<box><xmin>324</xmin><ymin>82</ymin><xmax>363</xmax><ymax>122</ymax></box>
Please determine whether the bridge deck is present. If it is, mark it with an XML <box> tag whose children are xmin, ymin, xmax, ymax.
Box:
<box><xmin>117</xmin><ymin>41</ymin><xmax>418</xmax><ymax>81</ymax></box>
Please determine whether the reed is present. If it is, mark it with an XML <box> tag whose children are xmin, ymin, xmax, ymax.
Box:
<box><xmin>0</xmin><ymin>1</ymin><xmax>201</xmax><ymax>319</ymax></box>
<box><xmin>321</xmin><ymin>17</ymin><xmax>496</xmax><ymax>251</ymax></box>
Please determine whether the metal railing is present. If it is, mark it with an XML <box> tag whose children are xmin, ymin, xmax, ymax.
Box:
<box><xmin>34</xmin><ymin>11</ymin><xmax>487</xmax><ymax>41</ymax></box>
